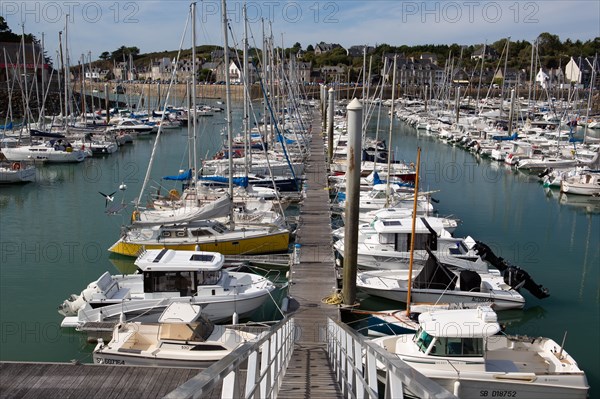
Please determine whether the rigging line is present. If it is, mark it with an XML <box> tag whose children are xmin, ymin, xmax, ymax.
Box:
<box><xmin>136</xmin><ymin>11</ymin><xmax>191</xmax><ymax>208</ymax></box>
<box><xmin>252</xmin><ymin>60</ymin><xmax>298</xmax><ymax>183</ymax></box>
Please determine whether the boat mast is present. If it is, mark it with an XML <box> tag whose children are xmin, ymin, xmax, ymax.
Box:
<box><xmin>405</xmin><ymin>147</ymin><xmax>421</xmax><ymax>316</ymax></box>
<box><xmin>243</xmin><ymin>3</ymin><xmax>250</xmax><ymax>178</ymax></box>
<box><xmin>20</xmin><ymin>24</ymin><xmax>30</xmax><ymax>135</ymax></box>
<box><xmin>384</xmin><ymin>54</ymin><xmax>397</xmax><ymax>207</ymax></box>
<box><xmin>191</xmin><ymin>1</ymin><xmax>199</xmax><ymax>189</ymax></box>
<box><xmin>222</xmin><ymin>0</ymin><xmax>235</xmax><ymax>229</ymax></box>
<box><xmin>583</xmin><ymin>54</ymin><xmax>597</xmax><ymax>144</ymax></box>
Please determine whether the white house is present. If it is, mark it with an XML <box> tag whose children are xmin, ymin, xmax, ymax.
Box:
<box><xmin>536</xmin><ymin>68</ymin><xmax>550</xmax><ymax>89</ymax></box>
<box><xmin>565</xmin><ymin>57</ymin><xmax>582</xmax><ymax>83</ymax></box>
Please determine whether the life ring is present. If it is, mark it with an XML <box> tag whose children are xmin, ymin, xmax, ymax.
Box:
<box><xmin>131</xmin><ymin>210</ymin><xmax>140</xmax><ymax>222</ymax></box>
<box><xmin>168</xmin><ymin>189</ymin><xmax>180</xmax><ymax>200</ymax></box>
<box><xmin>11</xmin><ymin>162</ymin><xmax>20</xmax><ymax>170</ymax></box>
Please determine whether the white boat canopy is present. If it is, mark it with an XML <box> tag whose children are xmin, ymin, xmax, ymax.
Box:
<box><xmin>418</xmin><ymin>306</ymin><xmax>501</xmax><ymax>338</ymax></box>
<box><xmin>135</xmin><ymin>249</ymin><xmax>225</xmax><ymax>272</ymax></box>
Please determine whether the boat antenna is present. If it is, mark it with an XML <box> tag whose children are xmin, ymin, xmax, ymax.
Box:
<box><xmin>405</xmin><ymin>147</ymin><xmax>421</xmax><ymax>317</ymax></box>
<box><xmin>558</xmin><ymin>330</ymin><xmax>568</xmax><ymax>359</ymax></box>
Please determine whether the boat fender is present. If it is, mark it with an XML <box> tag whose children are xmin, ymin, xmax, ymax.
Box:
<box><xmin>11</xmin><ymin>162</ymin><xmax>20</xmax><ymax>170</ymax></box>
<box><xmin>232</xmin><ymin>312</ymin><xmax>239</xmax><ymax>325</ymax></box>
<box><xmin>453</xmin><ymin>381</ymin><xmax>460</xmax><ymax>395</ymax></box>
<box><xmin>281</xmin><ymin>296</ymin><xmax>289</xmax><ymax>313</ymax></box>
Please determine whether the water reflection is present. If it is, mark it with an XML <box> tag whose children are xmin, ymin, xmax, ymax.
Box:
<box><xmin>108</xmin><ymin>254</ymin><xmax>138</xmax><ymax>275</ymax></box>
<box><xmin>544</xmin><ymin>187</ymin><xmax>600</xmax><ymax>214</ymax></box>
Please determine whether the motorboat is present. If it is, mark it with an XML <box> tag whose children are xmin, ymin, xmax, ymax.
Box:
<box><xmin>92</xmin><ymin>302</ymin><xmax>264</xmax><ymax>367</ymax></box>
<box><xmin>334</xmin><ymin>218</ymin><xmax>488</xmax><ymax>272</ymax></box>
<box><xmin>59</xmin><ymin>249</ymin><xmax>277</xmax><ymax>328</ymax></box>
<box><xmin>356</xmin><ymin>252</ymin><xmax>526</xmax><ymax>310</ymax></box>
<box><xmin>106</xmin><ymin>118</ymin><xmax>154</xmax><ymax>136</ymax></box>
<box><xmin>372</xmin><ymin>306</ymin><xmax>589</xmax><ymax>398</ymax></box>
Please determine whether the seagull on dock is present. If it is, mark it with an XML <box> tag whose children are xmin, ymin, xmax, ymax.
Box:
<box><xmin>99</xmin><ymin>191</ymin><xmax>117</xmax><ymax>208</ymax></box>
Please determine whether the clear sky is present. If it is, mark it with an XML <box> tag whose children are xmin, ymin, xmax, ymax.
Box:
<box><xmin>2</xmin><ymin>0</ymin><xmax>599</xmax><ymax>63</ymax></box>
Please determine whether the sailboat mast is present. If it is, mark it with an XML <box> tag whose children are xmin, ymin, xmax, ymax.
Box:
<box><xmin>191</xmin><ymin>2</ymin><xmax>198</xmax><ymax>186</ymax></box>
<box><xmin>384</xmin><ymin>54</ymin><xmax>397</xmax><ymax>207</ymax></box>
<box><xmin>20</xmin><ymin>24</ymin><xmax>30</xmax><ymax>133</ymax></box>
<box><xmin>222</xmin><ymin>0</ymin><xmax>235</xmax><ymax>228</ymax></box>
<box><xmin>243</xmin><ymin>3</ymin><xmax>250</xmax><ymax>176</ymax></box>
<box><xmin>406</xmin><ymin>147</ymin><xmax>421</xmax><ymax>316</ymax></box>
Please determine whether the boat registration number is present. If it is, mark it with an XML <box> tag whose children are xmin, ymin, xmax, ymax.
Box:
<box><xmin>97</xmin><ymin>358</ymin><xmax>125</xmax><ymax>365</ymax></box>
<box><xmin>479</xmin><ymin>390</ymin><xmax>517</xmax><ymax>397</ymax></box>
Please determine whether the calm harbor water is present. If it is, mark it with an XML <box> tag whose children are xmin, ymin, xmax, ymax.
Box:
<box><xmin>0</xmin><ymin>104</ymin><xmax>598</xmax><ymax>395</ymax></box>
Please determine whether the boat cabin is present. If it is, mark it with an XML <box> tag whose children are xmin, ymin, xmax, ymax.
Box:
<box><xmin>412</xmin><ymin>306</ymin><xmax>501</xmax><ymax>357</ymax></box>
<box><xmin>370</xmin><ymin>218</ymin><xmax>444</xmax><ymax>251</ymax></box>
<box><xmin>159</xmin><ymin>221</ymin><xmax>229</xmax><ymax>239</ymax></box>
<box><xmin>136</xmin><ymin>249</ymin><xmax>225</xmax><ymax>296</ymax></box>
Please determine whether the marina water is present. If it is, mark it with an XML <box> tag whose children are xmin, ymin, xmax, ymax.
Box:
<box><xmin>0</xmin><ymin>104</ymin><xmax>598</xmax><ymax>396</ymax></box>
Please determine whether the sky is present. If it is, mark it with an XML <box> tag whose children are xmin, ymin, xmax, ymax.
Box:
<box><xmin>2</xmin><ymin>0</ymin><xmax>599</xmax><ymax>63</ymax></box>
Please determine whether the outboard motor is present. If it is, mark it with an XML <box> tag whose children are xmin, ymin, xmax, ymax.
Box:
<box><xmin>538</xmin><ymin>168</ymin><xmax>552</xmax><ymax>179</ymax></box>
<box><xmin>473</xmin><ymin>241</ymin><xmax>550</xmax><ymax>299</ymax></box>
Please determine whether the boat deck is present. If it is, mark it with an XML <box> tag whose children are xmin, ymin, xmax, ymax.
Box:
<box><xmin>278</xmin><ymin>112</ymin><xmax>342</xmax><ymax>398</ymax></box>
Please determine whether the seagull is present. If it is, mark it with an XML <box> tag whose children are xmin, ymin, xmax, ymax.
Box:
<box><xmin>99</xmin><ymin>191</ymin><xmax>117</xmax><ymax>207</ymax></box>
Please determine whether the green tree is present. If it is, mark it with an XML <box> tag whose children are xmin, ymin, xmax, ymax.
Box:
<box><xmin>111</xmin><ymin>45</ymin><xmax>141</xmax><ymax>61</ymax></box>
<box><xmin>306</xmin><ymin>44</ymin><xmax>314</xmax><ymax>52</ymax></box>
<box><xmin>0</xmin><ymin>16</ymin><xmax>10</xmax><ymax>32</ymax></box>
<box><xmin>99</xmin><ymin>51</ymin><xmax>110</xmax><ymax>61</ymax></box>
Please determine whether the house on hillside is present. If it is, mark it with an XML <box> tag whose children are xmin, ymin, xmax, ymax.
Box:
<box><xmin>382</xmin><ymin>54</ymin><xmax>444</xmax><ymax>87</ymax></box>
<box><xmin>346</xmin><ymin>45</ymin><xmax>375</xmax><ymax>57</ymax></box>
<box><xmin>314</xmin><ymin>42</ymin><xmax>343</xmax><ymax>54</ymax></box>
<box><xmin>471</xmin><ymin>45</ymin><xmax>499</xmax><ymax>61</ymax></box>
<box><xmin>420</xmin><ymin>53</ymin><xmax>438</xmax><ymax>65</ymax></box>
<box><xmin>493</xmin><ymin>68</ymin><xmax>526</xmax><ymax>86</ymax></box>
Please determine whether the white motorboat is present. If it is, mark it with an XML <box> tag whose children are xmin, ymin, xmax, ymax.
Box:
<box><xmin>372</xmin><ymin>306</ymin><xmax>589</xmax><ymax>399</ymax></box>
<box><xmin>92</xmin><ymin>302</ymin><xmax>264</xmax><ymax>367</ymax></box>
<box><xmin>334</xmin><ymin>218</ymin><xmax>488</xmax><ymax>272</ymax></box>
<box><xmin>59</xmin><ymin>249</ymin><xmax>277</xmax><ymax>328</ymax></box>
<box><xmin>0</xmin><ymin>161</ymin><xmax>36</xmax><ymax>183</ymax></box>
<box><xmin>516</xmin><ymin>156</ymin><xmax>577</xmax><ymax>172</ymax></box>
<box><xmin>106</xmin><ymin>118</ymin><xmax>154</xmax><ymax>136</ymax></box>
<box><xmin>560</xmin><ymin>172</ymin><xmax>600</xmax><ymax>196</ymax></box>
<box><xmin>356</xmin><ymin>253</ymin><xmax>526</xmax><ymax>310</ymax></box>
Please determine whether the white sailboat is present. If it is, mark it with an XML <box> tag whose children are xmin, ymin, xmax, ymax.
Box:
<box><xmin>0</xmin><ymin>161</ymin><xmax>36</xmax><ymax>183</ymax></box>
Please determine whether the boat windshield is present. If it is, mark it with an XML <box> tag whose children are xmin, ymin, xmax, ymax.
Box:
<box><xmin>196</xmin><ymin>271</ymin><xmax>222</xmax><ymax>286</ymax></box>
<box><xmin>428</xmin><ymin>336</ymin><xmax>484</xmax><ymax>357</ymax></box>
<box><xmin>414</xmin><ymin>328</ymin><xmax>434</xmax><ymax>352</ymax></box>
<box><xmin>159</xmin><ymin>316</ymin><xmax>215</xmax><ymax>342</ymax></box>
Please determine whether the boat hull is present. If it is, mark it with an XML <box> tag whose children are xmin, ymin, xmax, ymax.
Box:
<box><xmin>108</xmin><ymin>230</ymin><xmax>290</xmax><ymax>257</ymax></box>
<box><xmin>560</xmin><ymin>182</ymin><xmax>600</xmax><ymax>196</ymax></box>
<box><xmin>92</xmin><ymin>351</ymin><xmax>215</xmax><ymax>368</ymax></box>
<box><xmin>418</xmin><ymin>373</ymin><xmax>589</xmax><ymax>399</ymax></box>
<box><xmin>61</xmin><ymin>290</ymin><xmax>272</xmax><ymax>328</ymax></box>
<box><xmin>358</xmin><ymin>285</ymin><xmax>524</xmax><ymax>310</ymax></box>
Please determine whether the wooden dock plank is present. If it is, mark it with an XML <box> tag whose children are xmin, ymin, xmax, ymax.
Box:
<box><xmin>0</xmin><ymin>363</ymin><xmax>203</xmax><ymax>399</ymax></box>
